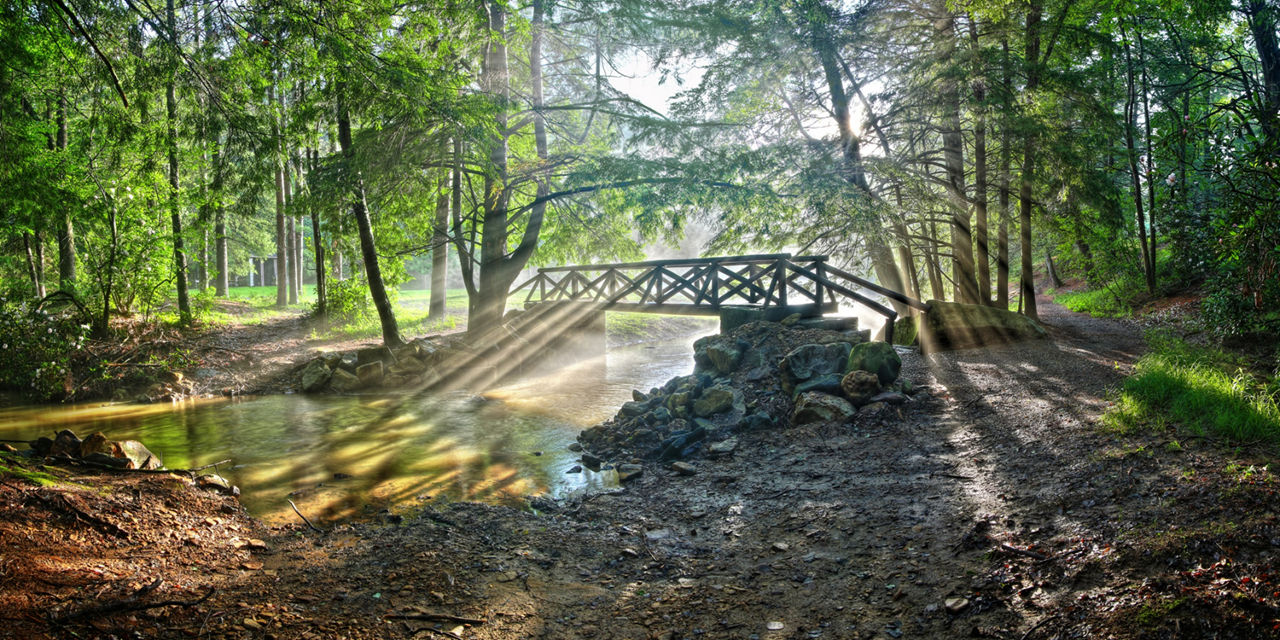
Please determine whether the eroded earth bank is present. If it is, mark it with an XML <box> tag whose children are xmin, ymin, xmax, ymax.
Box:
<box><xmin>3</xmin><ymin>299</ymin><xmax>1279</xmax><ymax>640</ymax></box>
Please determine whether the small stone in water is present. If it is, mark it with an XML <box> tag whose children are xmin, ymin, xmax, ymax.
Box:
<box><xmin>766</xmin><ymin>621</ymin><xmax>784</xmax><ymax>631</ymax></box>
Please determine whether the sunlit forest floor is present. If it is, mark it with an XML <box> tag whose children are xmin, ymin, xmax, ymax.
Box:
<box><xmin>4</xmin><ymin>294</ymin><xmax>1278</xmax><ymax>639</ymax></box>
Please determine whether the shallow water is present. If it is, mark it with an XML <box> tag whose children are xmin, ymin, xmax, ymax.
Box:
<box><xmin>0</xmin><ymin>334</ymin><xmax>706</xmax><ymax>524</ymax></box>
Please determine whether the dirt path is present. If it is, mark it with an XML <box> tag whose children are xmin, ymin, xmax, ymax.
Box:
<box><xmin>8</xmin><ymin>298</ymin><xmax>1280</xmax><ymax>639</ymax></box>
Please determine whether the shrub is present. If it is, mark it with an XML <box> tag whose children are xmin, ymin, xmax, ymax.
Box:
<box><xmin>324</xmin><ymin>278</ymin><xmax>372</xmax><ymax>325</ymax></box>
<box><xmin>0</xmin><ymin>300</ymin><xmax>92</xmax><ymax>401</ymax></box>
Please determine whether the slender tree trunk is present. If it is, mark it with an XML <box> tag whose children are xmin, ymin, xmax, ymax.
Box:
<box><xmin>167</xmin><ymin>0</ymin><xmax>191</xmax><ymax>324</ymax></box>
<box><xmin>1122</xmin><ymin>26</ymin><xmax>1154</xmax><ymax>294</ymax></box>
<box><xmin>937</xmin><ymin>10</ymin><xmax>978</xmax><ymax>304</ymax></box>
<box><xmin>309</xmin><ymin>147</ymin><xmax>326</xmax><ymax>316</ymax></box>
<box><xmin>430</xmin><ymin>175</ymin><xmax>449</xmax><ymax>318</ymax></box>
<box><xmin>997</xmin><ymin>38</ymin><xmax>1012</xmax><ymax>310</ymax></box>
<box><xmin>1019</xmin><ymin>3</ymin><xmax>1041</xmax><ymax>320</ymax></box>
<box><xmin>1046</xmin><ymin>247</ymin><xmax>1063</xmax><ymax>288</ymax></box>
<box><xmin>33</xmin><ymin>231</ymin><xmax>45</xmax><ymax>298</ymax></box>
<box><xmin>286</xmin><ymin>206</ymin><xmax>298</xmax><ymax>304</ymax></box>
<box><xmin>55</xmin><ymin>95</ymin><xmax>76</xmax><ymax>290</ymax></box>
<box><xmin>926</xmin><ymin>220</ymin><xmax>946</xmax><ymax>300</ymax></box>
<box><xmin>969</xmin><ymin>16</ymin><xmax>992</xmax><ymax>306</ymax></box>
<box><xmin>338</xmin><ymin>89</ymin><xmax>401</xmax><ymax>348</ymax></box>
<box><xmin>214</xmin><ymin>138</ymin><xmax>228</xmax><ymax>296</ymax></box>
<box><xmin>1138</xmin><ymin>28</ymin><xmax>1158</xmax><ymax>289</ymax></box>
<box><xmin>273</xmin><ymin>78</ymin><xmax>287</xmax><ymax>307</ymax></box>
<box><xmin>23</xmin><ymin>232</ymin><xmax>42</xmax><ymax>298</ymax></box>
<box><xmin>98</xmin><ymin>200</ymin><xmax>118</xmax><ymax>337</ymax></box>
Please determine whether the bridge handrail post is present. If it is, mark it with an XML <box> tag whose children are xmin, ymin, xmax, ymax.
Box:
<box><xmin>774</xmin><ymin>259</ymin><xmax>787</xmax><ymax>307</ymax></box>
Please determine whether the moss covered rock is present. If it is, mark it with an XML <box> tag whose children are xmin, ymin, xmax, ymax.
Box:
<box><xmin>919</xmin><ymin>300</ymin><xmax>1048</xmax><ymax>351</ymax></box>
<box><xmin>846</xmin><ymin>341</ymin><xmax>902</xmax><ymax>386</ymax></box>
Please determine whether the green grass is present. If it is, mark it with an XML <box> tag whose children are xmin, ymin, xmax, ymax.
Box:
<box><xmin>1104</xmin><ymin>330</ymin><xmax>1280</xmax><ymax>444</ymax></box>
<box><xmin>1057</xmin><ymin>287</ymin><xmax>1134</xmax><ymax>318</ymax></box>
<box><xmin>162</xmin><ymin>285</ymin><xmax>473</xmax><ymax>339</ymax></box>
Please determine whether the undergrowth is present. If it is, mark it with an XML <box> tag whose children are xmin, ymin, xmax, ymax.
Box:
<box><xmin>1104</xmin><ymin>330</ymin><xmax>1280</xmax><ymax>445</ymax></box>
<box><xmin>1056</xmin><ymin>288</ymin><xmax>1134</xmax><ymax>318</ymax></box>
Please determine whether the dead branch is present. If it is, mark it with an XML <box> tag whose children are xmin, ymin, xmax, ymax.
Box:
<box><xmin>32</xmin><ymin>492</ymin><xmax>129</xmax><ymax>539</ymax></box>
<box><xmin>988</xmin><ymin>536</ymin><xmax>1049</xmax><ymax>561</ymax></box>
<box><xmin>287</xmin><ymin>498</ymin><xmax>324</xmax><ymax>533</ymax></box>
<box><xmin>385</xmin><ymin>613</ymin><xmax>486</xmax><ymax>625</ymax></box>
<box><xmin>48</xmin><ymin>455</ymin><xmax>231</xmax><ymax>476</ymax></box>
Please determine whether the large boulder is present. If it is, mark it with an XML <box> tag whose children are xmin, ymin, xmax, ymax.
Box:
<box><xmin>50</xmin><ymin>430</ymin><xmax>82</xmax><ymax>457</ymax></box>
<box><xmin>693</xmin><ymin>336</ymin><xmax>745</xmax><ymax>375</ymax></box>
<box><xmin>846</xmin><ymin>342</ymin><xmax>902</xmax><ymax>386</ymax></box>
<box><xmin>300</xmin><ymin>358</ymin><xmax>333</xmax><ymax>393</ymax></box>
<box><xmin>112</xmin><ymin>440</ymin><xmax>162</xmax><ymax>469</ymax></box>
<box><xmin>692</xmin><ymin>386</ymin><xmax>741</xmax><ymax>417</ymax></box>
<box><xmin>917</xmin><ymin>300</ymin><xmax>1048</xmax><ymax>351</ymax></box>
<box><xmin>791</xmin><ymin>392</ymin><xmax>856</xmax><ymax>425</ymax></box>
<box><xmin>780</xmin><ymin>342</ymin><xmax>853</xmax><ymax>394</ymax></box>
<box><xmin>356</xmin><ymin>361</ymin><xmax>384</xmax><ymax>387</ymax></box>
<box><xmin>329</xmin><ymin>368</ymin><xmax>362</xmax><ymax>392</ymax></box>
<box><xmin>840</xmin><ymin>370</ymin><xmax>881</xmax><ymax>407</ymax></box>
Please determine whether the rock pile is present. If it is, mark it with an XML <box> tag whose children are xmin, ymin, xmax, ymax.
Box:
<box><xmin>574</xmin><ymin>317</ymin><xmax>917</xmax><ymax>478</ymax></box>
<box><xmin>295</xmin><ymin>335</ymin><xmax>471</xmax><ymax>394</ymax></box>
<box><xmin>9</xmin><ymin>429</ymin><xmax>165</xmax><ymax>470</ymax></box>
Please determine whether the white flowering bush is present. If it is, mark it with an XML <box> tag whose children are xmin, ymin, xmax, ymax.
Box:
<box><xmin>0</xmin><ymin>301</ymin><xmax>91</xmax><ymax>400</ymax></box>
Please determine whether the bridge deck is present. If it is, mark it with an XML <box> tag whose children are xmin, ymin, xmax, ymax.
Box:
<box><xmin>511</xmin><ymin>254</ymin><xmax>927</xmax><ymax>342</ymax></box>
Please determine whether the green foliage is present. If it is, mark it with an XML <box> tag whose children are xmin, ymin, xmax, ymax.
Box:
<box><xmin>1056</xmin><ymin>288</ymin><xmax>1134</xmax><ymax>318</ymax></box>
<box><xmin>0</xmin><ymin>301</ymin><xmax>93</xmax><ymax>401</ymax></box>
<box><xmin>1104</xmin><ymin>331</ymin><xmax>1280</xmax><ymax>444</ymax></box>
<box><xmin>324</xmin><ymin>278</ymin><xmax>373</xmax><ymax>325</ymax></box>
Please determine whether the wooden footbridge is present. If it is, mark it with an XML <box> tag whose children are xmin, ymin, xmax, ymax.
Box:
<box><xmin>510</xmin><ymin>254</ymin><xmax>927</xmax><ymax>343</ymax></box>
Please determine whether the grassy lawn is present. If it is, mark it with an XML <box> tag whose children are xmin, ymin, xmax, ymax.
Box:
<box><xmin>163</xmin><ymin>285</ymin><xmax>472</xmax><ymax>340</ymax></box>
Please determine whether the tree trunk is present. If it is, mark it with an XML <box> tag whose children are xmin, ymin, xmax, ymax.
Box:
<box><xmin>309</xmin><ymin>147</ymin><xmax>326</xmax><ymax>316</ymax></box>
<box><xmin>33</xmin><ymin>231</ymin><xmax>46</xmax><ymax>299</ymax></box>
<box><xmin>997</xmin><ymin>38</ymin><xmax>1011</xmax><ymax>310</ymax></box>
<box><xmin>23</xmin><ymin>232</ymin><xmax>42</xmax><ymax>298</ymax></box>
<box><xmin>1138</xmin><ymin>28</ymin><xmax>1158</xmax><ymax>290</ymax></box>
<box><xmin>1245</xmin><ymin>0</ymin><xmax>1280</xmax><ymax>144</ymax></box>
<box><xmin>1122</xmin><ymin>26</ymin><xmax>1154</xmax><ymax>294</ymax></box>
<box><xmin>1046</xmin><ymin>247</ymin><xmax>1063</xmax><ymax>288</ymax></box>
<box><xmin>430</xmin><ymin>175</ymin><xmax>449</xmax><ymax>318</ymax></box>
<box><xmin>167</xmin><ymin>0</ymin><xmax>191</xmax><ymax>324</ymax></box>
<box><xmin>286</xmin><ymin>213</ymin><xmax>298</xmax><ymax>304</ymax></box>
<box><xmin>1019</xmin><ymin>4</ymin><xmax>1040</xmax><ymax>320</ymax></box>
<box><xmin>814</xmin><ymin>10</ymin><xmax>908</xmax><ymax>313</ymax></box>
<box><xmin>926</xmin><ymin>220</ymin><xmax>946</xmax><ymax>300</ymax></box>
<box><xmin>969</xmin><ymin>16</ymin><xmax>992</xmax><ymax>306</ymax></box>
<box><xmin>55</xmin><ymin>95</ymin><xmax>76</xmax><ymax>290</ymax></box>
<box><xmin>937</xmin><ymin>10</ymin><xmax>978</xmax><ymax>304</ymax></box>
<box><xmin>98</xmin><ymin>200</ymin><xmax>119</xmax><ymax>337</ymax></box>
<box><xmin>273</xmin><ymin>78</ymin><xmax>287</xmax><ymax>307</ymax></box>
<box><xmin>338</xmin><ymin>90</ymin><xmax>402</xmax><ymax>348</ymax></box>
<box><xmin>214</xmin><ymin>137</ymin><xmax>228</xmax><ymax>296</ymax></box>
<box><xmin>473</xmin><ymin>0</ymin><xmax>515</xmax><ymax>334</ymax></box>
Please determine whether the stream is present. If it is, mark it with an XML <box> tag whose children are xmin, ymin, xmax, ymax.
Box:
<box><xmin>0</xmin><ymin>333</ymin><xmax>709</xmax><ymax>524</ymax></box>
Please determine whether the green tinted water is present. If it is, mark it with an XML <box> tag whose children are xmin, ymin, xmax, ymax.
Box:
<box><xmin>0</xmin><ymin>336</ymin><xmax>701</xmax><ymax>523</ymax></box>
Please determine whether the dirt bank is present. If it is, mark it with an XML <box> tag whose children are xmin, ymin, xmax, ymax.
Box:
<box><xmin>4</xmin><ymin>297</ymin><xmax>1279</xmax><ymax>639</ymax></box>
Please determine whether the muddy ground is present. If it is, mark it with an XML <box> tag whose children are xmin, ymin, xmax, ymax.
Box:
<box><xmin>4</xmin><ymin>297</ymin><xmax>1280</xmax><ymax>639</ymax></box>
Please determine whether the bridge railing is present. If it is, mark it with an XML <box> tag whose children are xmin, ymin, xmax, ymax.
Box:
<box><xmin>510</xmin><ymin>254</ymin><xmax>928</xmax><ymax>342</ymax></box>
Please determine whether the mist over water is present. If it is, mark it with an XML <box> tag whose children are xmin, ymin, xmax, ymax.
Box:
<box><xmin>0</xmin><ymin>333</ymin><xmax>709</xmax><ymax>524</ymax></box>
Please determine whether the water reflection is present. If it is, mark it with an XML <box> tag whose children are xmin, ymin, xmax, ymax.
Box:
<box><xmin>0</xmin><ymin>334</ymin><xmax>703</xmax><ymax>524</ymax></box>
